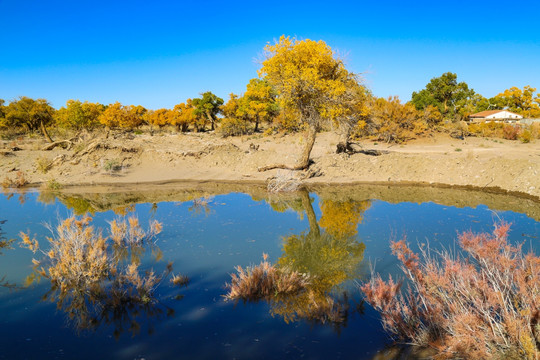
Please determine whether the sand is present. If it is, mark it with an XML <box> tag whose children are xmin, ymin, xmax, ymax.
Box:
<box><xmin>1</xmin><ymin>130</ymin><xmax>539</xmax><ymax>199</ymax></box>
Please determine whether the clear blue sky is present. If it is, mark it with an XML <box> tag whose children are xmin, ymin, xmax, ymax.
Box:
<box><xmin>1</xmin><ymin>0</ymin><xmax>539</xmax><ymax>110</ymax></box>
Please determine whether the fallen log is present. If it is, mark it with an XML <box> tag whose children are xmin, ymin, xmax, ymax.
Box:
<box><xmin>42</xmin><ymin>140</ymin><xmax>73</xmax><ymax>151</ymax></box>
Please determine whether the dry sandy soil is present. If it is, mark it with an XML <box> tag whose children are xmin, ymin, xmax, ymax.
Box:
<box><xmin>1</xmin><ymin>130</ymin><xmax>539</xmax><ymax>199</ymax></box>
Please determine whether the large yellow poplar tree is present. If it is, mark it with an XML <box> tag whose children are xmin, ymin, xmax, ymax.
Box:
<box><xmin>258</xmin><ymin>36</ymin><xmax>355</xmax><ymax>171</ymax></box>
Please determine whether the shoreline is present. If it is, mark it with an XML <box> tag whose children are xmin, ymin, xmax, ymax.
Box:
<box><xmin>2</xmin><ymin>131</ymin><xmax>539</xmax><ymax>200</ymax></box>
<box><xmin>19</xmin><ymin>178</ymin><xmax>540</xmax><ymax>202</ymax></box>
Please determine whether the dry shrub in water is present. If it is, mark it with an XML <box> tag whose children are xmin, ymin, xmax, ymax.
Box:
<box><xmin>224</xmin><ymin>253</ymin><xmax>310</xmax><ymax>301</ymax></box>
<box><xmin>361</xmin><ymin>223</ymin><xmax>539</xmax><ymax>359</ymax></box>
<box><xmin>2</xmin><ymin>171</ymin><xmax>28</xmax><ymax>189</ymax></box>
<box><xmin>21</xmin><ymin>215</ymin><xmax>177</xmax><ymax>335</ymax></box>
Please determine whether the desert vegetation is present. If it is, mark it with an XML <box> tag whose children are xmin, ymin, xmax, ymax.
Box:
<box><xmin>225</xmin><ymin>190</ymin><xmax>368</xmax><ymax>328</ymax></box>
<box><xmin>19</xmin><ymin>214</ymin><xmax>188</xmax><ymax>337</ymax></box>
<box><xmin>361</xmin><ymin>223</ymin><xmax>540</xmax><ymax>359</ymax></box>
<box><xmin>1</xmin><ymin>38</ymin><xmax>539</xmax><ymax>172</ymax></box>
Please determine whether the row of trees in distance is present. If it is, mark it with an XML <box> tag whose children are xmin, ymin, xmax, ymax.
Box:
<box><xmin>1</xmin><ymin>36</ymin><xmax>540</xmax><ymax>151</ymax></box>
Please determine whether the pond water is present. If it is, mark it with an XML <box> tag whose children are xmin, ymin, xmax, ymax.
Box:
<box><xmin>0</xmin><ymin>184</ymin><xmax>539</xmax><ymax>360</ymax></box>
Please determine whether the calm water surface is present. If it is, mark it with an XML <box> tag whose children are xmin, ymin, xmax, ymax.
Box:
<box><xmin>0</xmin><ymin>184</ymin><xmax>538</xmax><ymax>359</ymax></box>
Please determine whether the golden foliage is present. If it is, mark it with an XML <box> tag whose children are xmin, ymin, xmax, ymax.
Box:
<box><xmin>98</xmin><ymin>102</ymin><xmax>146</xmax><ymax>129</ymax></box>
<box><xmin>319</xmin><ymin>200</ymin><xmax>371</xmax><ymax>239</ymax></box>
<box><xmin>259</xmin><ymin>35</ymin><xmax>350</xmax><ymax>127</ymax></box>
<box><xmin>144</xmin><ymin>108</ymin><xmax>170</xmax><ymax>128</ymax></box>
<box><xmin>494</xmin><ymin>85</ymin><xmax>540</xmax><ymax>118</ymax></box>
<box><xmin>369</xmin><ymin>96</ymin><xmax>423</xmax><ymax>143</ymax></box>
<box><xmin>171</xmin><ymin>100</ymin><xmax>197</xmax><ymax>132</ymax></box>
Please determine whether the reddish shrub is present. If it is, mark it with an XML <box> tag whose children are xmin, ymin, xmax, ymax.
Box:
<box><xmin>503</xmin><ymin>124</ymin><xmax>521</xmax><ymax>140</ymax></box>
<box><xmin>361</xmin><ymin>223</ymin><xmax>539</xmax><ymax>359</ymax></box>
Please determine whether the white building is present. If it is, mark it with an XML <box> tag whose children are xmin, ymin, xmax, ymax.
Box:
<box><xmin>469</xmin><ymin>110</ymin><xmax>523</xmax><ymax>122</ymax></box>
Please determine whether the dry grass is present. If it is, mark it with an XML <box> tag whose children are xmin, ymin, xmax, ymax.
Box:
<box><xmin>224</xmin><ymin>253</ymin><xmax>310</xmax><ymax>301</ymax></box>
<box><xmin>361</xmin><ymin>223</ymin><xmax>540</xmax><ymax>359</ymax></box>
<box><xmin>20</xmin><ymin>215</ymin><xmax>178</xmax><ymax>335</ymax></box>
<box><xmin>2</xmin><ymin>171</ymin><xmax>28</xmax><ymax>189</ymax></box>
<box><xmin>267</xmin><ymin>171</ymin><xmax>302</xmax><ymax>193</ymax></box>
<box><xmin>170</xmin><ymin>273</ymin><xmax>190</xmax><ymax>287</ymax></box>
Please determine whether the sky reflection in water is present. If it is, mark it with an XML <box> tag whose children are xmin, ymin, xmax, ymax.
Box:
<box><xmin>0</xmin><ymin>185</ymin><xmax>538</xmax><ymax>360</ymax></box>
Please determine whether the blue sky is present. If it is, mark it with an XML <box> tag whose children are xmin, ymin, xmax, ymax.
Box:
<box><xmin>1</xmin><ymin>0</ymin><xmax>539</xmax><ymax>110</ymax></box>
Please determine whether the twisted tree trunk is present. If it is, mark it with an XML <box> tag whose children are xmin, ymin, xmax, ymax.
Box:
<box><xmin>40</xmin><ymin>119</ymin><xmax>53</xmax><ymax>143</ymax></box>
<box><xmin>258</xmin><ymin>123</ymin><xmax>317</xmax><ymax>171</ymax></box>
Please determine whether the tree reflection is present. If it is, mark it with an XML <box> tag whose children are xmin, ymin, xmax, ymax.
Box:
<box><xmin>228</xmin><ymin>189</ymin><xmax>370</xmax><ymax>331</ymax></box>
<box><xmin>272</xmin><ymin>190</ymin><xmax>368</xmax><ymax>330</ymax></box>
<box><xmin>23</xmin><ymin>215</ymin><xmax>187</xmax><ymax>339</ymax></box>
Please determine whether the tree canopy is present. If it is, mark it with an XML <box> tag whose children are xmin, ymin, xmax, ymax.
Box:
<box><xmin>491</xmin><ymin>86</ymin><xmax>540</xmax><ymax>118</ymax></box>
<box><xmin>55</xmin><ymin>100</ymin><xmax>105</xmax><ymax>129</ymax></box>
<box><xmin>192</xmin><ymin>92</ymin><xmax>223</xmax><ymax>131</ymax></box>
<box><xmin>3</xmin><ymin>96</ymin><xmax>55</xmax><ymax>140</ymax></box>
<box><xmin>411</xmin><ymin>72</ymin><xmax>475</xmax><ymax>118</ymax></box>
<box><xmin>258</xmin><ymin>35</ymin><xmax>359</xmax><ymax>170</ymax></box>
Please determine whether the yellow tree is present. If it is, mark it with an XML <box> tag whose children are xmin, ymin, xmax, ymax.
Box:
<box><xmin>221</xmin><ymin>93</ymin><xmax>237</xmax><ymax>117</ymax></box>
<box><xmin>258</xmin><ymin>36</ymin><xmax>353</xmax><ymax>171</ymax></box>
<box><xmin>369</xmin><ymin>96</ymin><xmax>421</xmax><ymax>143</ymax></box>
<box><xmin>144</xmin><ymin>108</ymin><xmax>170</xmax><ymax>128</ymax></box>
<box><xmin>272</xmin><ymin>190</ymin><xmax>366</xmax><ymax>326</ymax></box>
<box><xmin>4</xmin><ymin>97</ymin><xmax>55</xmax><ymax>142</ymax></box>
<box><xmin>99</xmin><ymin>103</ymin><xmax>145</xmax><ymax>129</ymax></box>
<box><xmin>170</xmin><ymin>100</ymin><xmax>196</xmax><ymax>132</ymax></box>
<box><xmin>333</xmin><ymin>76</ymin><xmax>371</xmax><ymax>153</ymax></box>
<box><xmin>493</xmin><ymin>86</ymin><xmax>540</xmax><ymax>118</ymax></box>
<box><xmin>55</xmin><ymin>100</ymin><xmax>105</xmax><ymax>129</ymax></box>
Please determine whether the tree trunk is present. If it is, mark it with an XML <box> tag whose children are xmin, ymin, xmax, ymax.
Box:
<box><xmin>336</xmin><ymin>123</ymin><xmax>354</xmax><ymax>154</ymax></box>
<box><xmin>254</xmin><ymin>116</ymin><xmax>259</xmax><ymax>132</ymax></box>
<box><xmin>300</xmin><ymin>189</ymin><xmax>320</xmax><ymax>238</ymax></box>
<box><xmin>40</xmin><ymin>119</ymin><xmax>53</xmax><ymax>143</ymax></box>
<box><xmin>206</xmin><ymin>111</ymin><xmax>214</xmax><ymax>131</ymax></box>
<box><xmin>258</xmin><ymin>123</ymin><xmax>317</xmax><ymax>171</ymax></box>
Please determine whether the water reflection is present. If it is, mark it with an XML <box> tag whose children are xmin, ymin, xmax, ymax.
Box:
<box><xmin>0</xmin><ymin>219</ymin><xmax>17</xmax><ymax>289</ymax></box>
<box><xmin>230</xmin><ymin>189</ymin><xmax>369</xmax><ymax>330</ymax></box>
<box><xmin>22</xmin><ymin>215</ymin><xmax>186</xmax><ymax>339</ymax></box>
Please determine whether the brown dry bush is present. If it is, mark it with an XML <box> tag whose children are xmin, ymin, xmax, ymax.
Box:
<box><xmin>2</xmin><ymin>171</ymin><xmax>28</xmax><ymax>189</ymax></box>
<box><xmin>361</xmin><ymin>223</ymin><xmax>539</xmax><ymax>359</ymax></box>
<box><xmin>21</xmin><ymin>215</ymin><xmax>180</xmax><ymax>336</ymax></box>
<box><xmin>224</xmin><ymin>253</ymin><xmax>310</xmax><ymax>302</ymax></box>
<box><xmin>503</xmin><ymin>124</ymin><xmax>521</xmax><ymax>140</ymax></box>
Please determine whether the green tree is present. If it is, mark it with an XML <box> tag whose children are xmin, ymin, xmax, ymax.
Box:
<box><xmin>4</xmin><ymin>96</ymin><xmax>55</xmax><ymax>141</ymax></box>
<box><xmin>192</xmin><ymin>92</ymin><xmax>224</xmax><ymax>131</ymax></box>
<box><xmin>237</xmin><ymin>78</ymin><xmax>279</xmax><ymax>132</ymax></box>
<box><xmin>411</xmin><ymin>72</ymin><xmax>475</xmax><ymax>118</ymax></box>
<box><xmin>258</xmin><ymin>35</ymin><xmax>354</xmax><ymax>171</ymax></box>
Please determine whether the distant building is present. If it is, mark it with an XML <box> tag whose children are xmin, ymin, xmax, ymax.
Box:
<box><xmin>469</xmin><ymin>110</ymin><xmax>523</xmax><ymax>122</ymax></box>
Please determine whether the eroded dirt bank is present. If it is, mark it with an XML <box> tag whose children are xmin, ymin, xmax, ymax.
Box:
<box><xmin>1</xmin><ymin>131</ymin><xmax>539</xmax><ymax>199</ymax></box>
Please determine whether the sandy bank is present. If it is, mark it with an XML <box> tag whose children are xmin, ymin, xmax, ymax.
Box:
<box><xmin>1</xmin><ymin>131</ymin><xmax>539</xmax><ymax>200</ymax></box>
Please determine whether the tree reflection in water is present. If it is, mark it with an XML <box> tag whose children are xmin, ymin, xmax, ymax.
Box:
<box><xmin>229</xmin><ymin>189</ymin><xmax>370</xmax><ymax>331</ymax></box>
<box><xmin>22</xmin><ymin>215</ymin><xmax>187</xmax><ymax>339</ymax></box>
